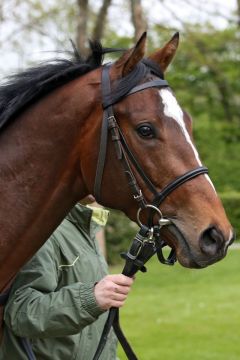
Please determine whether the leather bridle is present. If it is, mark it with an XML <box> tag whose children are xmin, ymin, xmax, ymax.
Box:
<box><xmin>92</xmin><ymin>60</ymin><xmax>208</xmax><ymax>360</ymax></box>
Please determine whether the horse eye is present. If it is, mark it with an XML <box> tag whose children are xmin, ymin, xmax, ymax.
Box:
<box><xmin>137</xmin><ymin>124</ymin><xmax>155</xmax><ymax>138</ymax></box>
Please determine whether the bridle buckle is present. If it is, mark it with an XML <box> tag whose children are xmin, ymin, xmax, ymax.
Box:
<box><xmin>133</xmin><ymin>189</ymin><xmax>143</xmax><ymax>201</ymax></box>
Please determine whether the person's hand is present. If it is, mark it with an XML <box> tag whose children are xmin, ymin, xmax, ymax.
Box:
<box><xmin>94</xmin><ymin>274</ymin><xmax>134</xmax><ymax>310</ymax></box>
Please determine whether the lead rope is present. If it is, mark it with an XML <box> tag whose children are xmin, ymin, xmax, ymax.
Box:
<box><xmin>92</xmin><ymin>221</ymin><xmax>176</xmax><ymax>360</ymax></box>
<box><xmin>92</xmin><ymin>225</ymin><xmax>151</xmax><ymax>360</ymax></box>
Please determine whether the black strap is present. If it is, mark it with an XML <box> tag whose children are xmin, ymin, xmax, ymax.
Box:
<box><xmin>118</xmin><ymin>126</ymin><xmax>158</xmax><ymax>197</ymax></box>
<box><xmin>92</xmin><ymin>308</ymin><xmax>116</xmax><ymax>360</ymax></box>
<box><xmin>94</xmin><ymin>63</ymin><xmax>169</xmax><ymax>203</ymax></box>
<box><xmin>92</xmin><ymin>226</ymin><xmax>155</xmax><ymax>360</ymax></box>
<box><xmin>102</xmin><ymin>63</ymin><xmax>147</xmax><ymax>109</ymax></box>
<box><xmin>94</xmin><ymin>109</ymin><xmax>111</xmax><ymax>201</ymax></box>
<box><xmin>113</xmin><ymin>309</ymin><xmax>138</xmax><ymax>360</ymax></box>
<box><xmin>127</xmin><ymin>79</ymin><xmax>168</xmax><ymax>96</ymax></box>
<box><xmin>94</xmin><ymin>65</ymin><xmax>165</xmax><ymax>204</ymax></box>
<box><xmin>153</xmin><ymin>166</ymin><xmax>209</xmax><ymax>206</ymax></box>
<box><xmin>94</xmin><ymin>65</ymin><xmax>113</xmax><ymax>201</ymax></box>
<box><xmin>142</xmin><ymin>58</ymin><xmax>165</xmax><ymax>79</ymax></box>
<box><xmin>92</xmin><ymin>307</ymin><xmax>137</xmax><ymax>360</ymax></box>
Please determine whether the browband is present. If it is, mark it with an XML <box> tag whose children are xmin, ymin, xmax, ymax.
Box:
<box><xmin>102</xmin><ymin>62</ymin><xmax>168</xmax><ymax>109</ymax></box>
<box><xmin>127</xmin><ymin>79</ymin><xmax>169</xmax><ymax>96</ymax></box>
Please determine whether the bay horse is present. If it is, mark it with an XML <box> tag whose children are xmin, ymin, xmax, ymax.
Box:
<box><xmin>0</xmin><ymin>32</ymin><xmax>234</xmax><ymax>296</ymax></box>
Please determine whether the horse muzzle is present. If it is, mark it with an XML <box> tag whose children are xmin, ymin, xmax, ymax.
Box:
<box><xmin>161</xmin><ymin>221</ymin><xmax>235</xmax><ymax>269</ymax></box>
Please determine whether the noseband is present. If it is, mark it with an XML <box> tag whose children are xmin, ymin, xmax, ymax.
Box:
<box><xmin>93</xmin><ymin>60</ymin><xmax>208</xmax><ymax>360</ymax></box>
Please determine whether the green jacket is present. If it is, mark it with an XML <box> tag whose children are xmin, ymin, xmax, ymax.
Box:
<box><xmin>0</xmin><ymin>204</ymin><xmax>117</xmax><ymax>360</ymax></box>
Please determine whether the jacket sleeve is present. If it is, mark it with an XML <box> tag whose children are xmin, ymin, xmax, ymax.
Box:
<box><xmin>4</xmin><ymin>236</ymin><xmax>105</xmax><ymax>339</ymax></box>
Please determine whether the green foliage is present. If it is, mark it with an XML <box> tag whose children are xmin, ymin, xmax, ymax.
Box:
<box><xmin>220</xmin><ymin>192</ymin><xmax>240</xmax><ymax>238</ymax></box>
<box><xmin>165</xmin><ymin>26</ymin><xmax>240</xmax><ymax>123</ymax></box>
<box><xmin>193</xmin><ymin>117</ymin><xmax>240</xmax><ymax>192</ymax></box>
<box><xmin>115</xmin><ymin>249</ymin><xmax>240</xmax><ymax>359</ymax></box>
<box><xmin>105</xmin><ymin>210</ymin><xmax>138</xmax><ymax>265</ymax></box>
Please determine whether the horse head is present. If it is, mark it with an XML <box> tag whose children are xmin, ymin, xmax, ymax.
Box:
<box><xmin>81</xmin><ymin>33</ymin><xmax>234</xmax><ymax>269</ymax></box>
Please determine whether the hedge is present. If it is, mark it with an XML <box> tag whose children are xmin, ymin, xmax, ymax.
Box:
<box><xmin>220</xmin><ymin>192</ymin><xmax>240</xmax><ymax>241</ymax></box>
<box><xmin>105</xmin><ymin>192</ymin><xmax>240</xmax><ymax>264</ymax></box>
<box><xmin>105</xmin><ymin>210</ymin><xmax>138</xmax><ymax>265</ymax></box>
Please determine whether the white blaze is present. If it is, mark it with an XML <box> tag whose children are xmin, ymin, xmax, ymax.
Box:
<box><xmin>159</xmin><ymin>88</ymin><xmax>216</xmax><ymax>191</ymax></box>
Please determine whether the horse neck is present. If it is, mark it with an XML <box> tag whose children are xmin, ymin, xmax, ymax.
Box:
<box><xmin>0</xmin><ymin>73</ymin><xmax>100</xmax><ymax>291</ymax></box>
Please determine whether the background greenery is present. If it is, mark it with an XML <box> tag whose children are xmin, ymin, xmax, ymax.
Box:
<box><xmin>112</xmin><ymin>248</ymin><xmax>240</xmax><ymax>359</ymax></box>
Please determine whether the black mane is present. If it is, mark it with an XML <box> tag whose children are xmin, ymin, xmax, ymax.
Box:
<box><xmin>0</xmin><ymin>41</ymin><xmax>106</xmax><ymax>131</ymax></box>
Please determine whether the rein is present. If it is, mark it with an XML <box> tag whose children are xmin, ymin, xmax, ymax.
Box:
<box><xmin>93</xmin><ymin>61</ymin><xmax>208</xmax><ymax>360</ymax></box>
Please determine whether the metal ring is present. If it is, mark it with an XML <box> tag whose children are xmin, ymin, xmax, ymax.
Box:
<box><xmin>137</xmin><ymin>204</ymin><xmax>163</xmax><ymax>228</ymax></box>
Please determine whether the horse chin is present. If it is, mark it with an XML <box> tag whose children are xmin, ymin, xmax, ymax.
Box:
<box><xmin>161</xmin><ymin>223</ymin><xmax>214</xmax><ymax>269</ymax></box>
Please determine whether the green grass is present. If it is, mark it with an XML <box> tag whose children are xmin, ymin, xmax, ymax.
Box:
<box><xmin>111</xmin><ymin>248</ymin><xmax>240</xmax><ymax>360</ymax></box>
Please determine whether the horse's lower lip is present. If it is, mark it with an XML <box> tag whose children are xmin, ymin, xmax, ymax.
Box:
<box><xmin>163</xmin><ymin>222</ymin><xmax>225</xmax><ymax>269</ymax></box>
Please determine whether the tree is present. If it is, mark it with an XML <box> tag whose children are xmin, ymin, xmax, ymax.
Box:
<box><xmin>76</xmin><ymin>0</ymin><xmax>89</xmax><ymax>56</ymax></box>
<box><xmin>130</xmin><ymin>0</ymin><xmax>147</xmax><ymax>41</ymax></box>
<box><xmin>76</xmin><ymin>0</ymin><xmax>112</xmax><ymax>56</ymax></box>
<box><xmin>164</xmin><ymin>25</ymin><xmax>239</xmax><ymax>123</ymax></box>
<box><xmin>237</xmin><ymin>0</ymin><xmax>240</xmax><ymax>26</ymax></box>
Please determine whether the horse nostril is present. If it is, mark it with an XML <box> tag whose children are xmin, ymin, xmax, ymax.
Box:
<box><xmin>200</xmin><ymin>227</ymin><xmax>223</xmax><ymax>256</ymax></box>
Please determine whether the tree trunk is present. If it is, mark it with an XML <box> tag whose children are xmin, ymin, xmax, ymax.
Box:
<box><xmin>76</xmin><ymin>0</ymin><xmax>89</xmax><ymax>56</ymax></box>
<box><xmin>0</xmin><ymin>2</ymin><xmax>3</xmax><ymax>22</ymax></box>
<box><xmin>215</xmin><ymin>78</ymin><xmax>233</xmax><ymax>122</ymax></box>
<box><xmin>130</xmin><ymin>0</ymin><xmax>147</xmax><ymax>41</ymax></box>
<box><xmin>92</xmin><ymin>0</ymin><xmax>112</xmax><ymax>41</ymax></box>
<box><xmin>237</xmin><ymin>0</ymin><xmax>240</xmax><ymax>27</ymax></box>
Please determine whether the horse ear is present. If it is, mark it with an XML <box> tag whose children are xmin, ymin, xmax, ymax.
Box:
<box><xmin>115</xmin><ymin>32</ymin><xmax>147</xmax><ymax>77</ymax></box>
<box><xmin>148</xmin><ymin>32</ymin><xmax>179</xmax><ymax>72</ymax></box>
